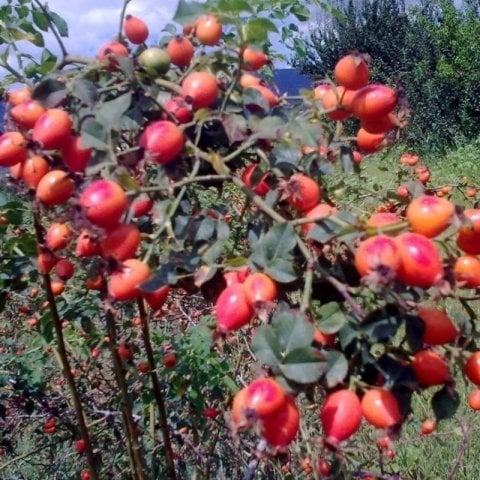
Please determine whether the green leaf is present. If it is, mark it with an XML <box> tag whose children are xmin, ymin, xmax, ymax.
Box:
<box><xmin>113</xmin><ymin>167</ymin><xmax>140</xmax><ymax>192</ymax></box>
<box><xmin>218</xmin><ymin>0</ymin><xmax>252</xmax><ymax>13</ymax></box>
<box><xmin>224</xmin><ymin>257</ymin><xmax>248</xmax><ymax>268</ymax></box>
<box><xmin>49</xmin><ymin>11</ymin><xmax>68</xmax><ymax>37</ymax></box>
<box><xmin>272</xmin><ymin>309</ymin><xmax>314</xmax><ymax>354</ymax></box>
<box><xmin>194</xmin><ymin>265</ymin><xmax>217</xmax><ymax>287</ymax></box>
<box><xmin>270</xmin><ymin>144</ymin><xmax>302</xmax><ymax>168</ymax></box>
<box><xmin>432</xmin><ymin>386</ymin><xmax>460</xmax><ymax>421</ymax></box>
<box><xmin>81</xmin><ymin>119</ymin><xmax>108</xmax><ymax>151</ymax></box>
<box><xmin>250</xmin><ymin>116</ymin><xmax>288</xmax><ymax>140</ymax></box>
<box><xmin>251</xmin><ymin>325</ymin><xmax>281</xmax><ymax>366</ymax></box>
<box><xmin>325</xmin><ymin>350</ymin><xmax>348</xmax><ymax>387</ymax></box>
<box><xmin>262</xmin><ymin>258</ymin><xmax>297</xmax><ymax>283</ymax></box>
<box><xmin>250</xmin><ymin>223</ymin><xmax>297</xmax><ymax>282</ymax></box>
<box><xmin>279</xmin><ymin>348</ymin><xmax>326</xmax><ymax>383</ymax></box>
<box><xmin>243</xmin><ymin>87</ymin><xmax>270</xmax><ymax>111</ymax></box>
<box><xmin>289</xmin><ymin>4</ymin><xmax>310</xmax><ymax>21</ymax></box>
<box><xmin>32</xmin><ymin>10</ymin><xmax>49</xmax><ymax>31</ymax></box>
<box><xmin>96</xmin><ymin>92</ymin><xmax>132</xmax><ymax>131</ymax></box>
<box><xmin>316</xmin><ymin>302</ymin><xmax>346</xmax><ymax>334</ymax></box>
<box><xmin>173</xmin><ymin>0</ymin><xmax>206</xmax><ymax>24</ymax></box>
<box><xmin>338</xmin><ymin>322</ymin><xmax>358</xmax><ymax>349</ymax></box>
<box><xmin>306</xmin><ymin>217</ymin><xmax>344</xmax><ymax>243</ymax></box>
<box><xmin>244</xmin><ymin>18</ymin><xmax>278</xmax><ymax>43</ymax></box>
<box><xmin>38</xmin><ymin>48</ymin><xmax>57</xmax><ymax>75</ymax></box>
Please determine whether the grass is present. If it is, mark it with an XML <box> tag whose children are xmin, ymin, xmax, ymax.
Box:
<box><xmin>2</xmin><ymin>141</ymin><xmax>480</xmax><ymax>479</ymax></box>
<box><xmin>334</xmin><ymin>142</ymin><xmax>480</xmax><ymax>480</ymax></box>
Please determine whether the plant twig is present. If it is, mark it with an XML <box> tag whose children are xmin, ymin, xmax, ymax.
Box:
<box><xmin>137</xmin><ymin>299</ymin><xmax>177</xmax><ymax>479</ymax></box>
<box><xmin>446</xmin><ymin>422</ymin><xmax>473</xmax><ymax>480</ymax></box>
<box><xmin>32</xmin><ymin>211</ymin><xmax>100</xmax><ymax>480</ymax></box>
<box><xmin>243</xmin><ymin>439</ymin><xmax>267</xmax><ymax>480</ymax></box>
<box><xmin>118</xmin><ymin>0</ymin><xmax>133</xmax><ymax>41</ymax></box>
<box><xmin>104</xmin><ymin>306</ymin><xmax>147</xmax><ymax>480</ymax></box>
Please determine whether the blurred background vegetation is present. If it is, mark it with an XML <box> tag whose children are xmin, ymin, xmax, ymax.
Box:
<box><xmin>293</xmin><ymin>0</ymin><xmax>480</xmax><ymax>153</ymax></box>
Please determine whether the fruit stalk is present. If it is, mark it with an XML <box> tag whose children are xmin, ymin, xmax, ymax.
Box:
<box><xmin>118</xmin><ymin>0</ymin><xmax>132</xmax><ymax>41</ymax></box>
<box><xmin>137</xmin><ymin>299</ymin><xmax>177</xmax><ymax>479</ymax></box>
<box><xmin>32</xmin><ymin>212</ymin><xmax>100</xmax><ymax>480</ymax></box>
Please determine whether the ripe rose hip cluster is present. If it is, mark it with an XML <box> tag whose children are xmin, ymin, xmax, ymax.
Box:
<box><xmin>313</xmin><ymin>53</ymin><xmax>400</xmax><ymax>156</ymax></box>
<box><xmin>4</xmin><ymin>3</ymin><xmax>480</xmax><ymax>477</ymax></box>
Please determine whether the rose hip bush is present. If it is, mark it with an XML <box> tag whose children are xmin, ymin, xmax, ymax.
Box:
<box><xmin>1</xmin><ymin>0</ymin><xmax>480</xmax><ymax>478</ymax></box>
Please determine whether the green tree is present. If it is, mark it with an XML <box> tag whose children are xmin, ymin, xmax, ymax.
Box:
<box><xmin>295</xmin><ymin>0</ymin><xmax>480</xmax><ymax>151</ymax></box>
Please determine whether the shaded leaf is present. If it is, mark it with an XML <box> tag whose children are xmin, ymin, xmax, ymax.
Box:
<box><xmin>362</xmin><ymin>305</ymin><xmax>402</xmax><ymax>343</ymax></box>
<box><xmin>339</xmin><ymin>145</ymin><xmax>355</xmax><ymax>174</ymax></box>
<box><xmin>140</xmin><ymin>266</ymin><xmax>178</xmax><ymax>292</ymax></box>
<box><xmin>432</xmin><ymin>386</ymin><xmax>460</xmax><ymax>421</ymax></box>
<box><xmin>72</xmin><ymin>79</ymin><xmax>97</xmax><ymax>107</ymax></box>
<box><xmin>405</xmin><ymin>314</ymin><xmax>425</xmax><ymax>353</ymax></box>
<box><xmin>81</xmin><ymin>119</ymin><xmax>108</xmax><ymax>151</ymax></box>
<box><xmin>325</xmin><ymin>350</ymin><xmax>348</xmax><ymax>387</ymax></box>
<box><xmin>96</xmin><ymin>92</ymin><xmax>132</xmax><ymax>131</ymax></box>
<box><xmin>243</xmin><ymin>87</ymin><xmax>269</xmax><ymax>111</ymax></box>
<box><xmin>32</xmin><ymin>78</ymin><xmax>66</xmax><ymax>108</ymax></box>
<box><xmin>306</xmin><ymin>217</ymin><xmax>344</xmax><ymax>243</ymax></box>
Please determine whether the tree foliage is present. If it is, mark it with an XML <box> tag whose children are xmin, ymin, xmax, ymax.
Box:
<box><xmin>295</xmin><ymin>0</ymin><xmax>480</xmax><ymax>151</ymax></box>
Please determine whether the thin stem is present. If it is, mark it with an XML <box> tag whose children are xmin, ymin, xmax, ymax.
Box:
<box><xmin>243</xmin><ymin>440</ymin><xmax>267</xmax><ymax>480</ymax></box>
<box><xmin>32</xmin><ymin>211</ymin><xmax>99</xmax><ymax>480</ymax></box>
<box><xmin>137</xmin><ymin>299</ymin><xmax>177</xmax><ymax>479</ymax></box>
<box><xmin>230</xmin><ymin>175</ymin><xmax>286</xmax><ymax>223</ymax></box>
<box><xmin>135</xmin><ymin>174</ymin><xmax>230</xmax><ymax>195</ymax></box>
<box><xmin>0</xmin><ymin>61</ymin><xmax>25</xmax><ymax>82</ymax></box>
<box><xmin>318</xmin><ymin>264</ymin><xmax>366</xmax><ymax>319</ymax></box>
<box><xmin>220</xmin><ymin>49</ymin><xmax>243</xmax><ymax>112</ymax></box>
<box><xmin>301</xmin><ymin>258</ymin><xmax>314</xmax><ymax>313</ymax></box>
<box><xmin>118</xmin><ymin>0</ymin><xmax>133</xmax><ymax>41</ymax></box>
<box><xmin>447</xmin><ymin>424</ymin><xmax>472</xmax><ymax>480</ymax></box>
<box><xmin>155</xmin><ymin>78</ymin><xmax>183</xmax><ymax>95</ymax></box>
<box><xmin>142</xmin><ymin>159</ymin><xmax>201</xmax><ymax>264</ymax></box>
<box><xmin>223</xmin><ymin>140</ymin><xmax>255</xmax><ymax>163</ymax></box>
<box><xmin>104</xmin><ymin>307</ymin><xmax>147</xmax><ymax>480</ymax></box>
<box><xmin>56</xmin><ymin>55</ymin><xmax>95</xmax><ymax>69</ymax></box>
<box><xmin>0</xmin><ymin>442</ymin><xmax>57</xmax><ymax>472</ymax></box>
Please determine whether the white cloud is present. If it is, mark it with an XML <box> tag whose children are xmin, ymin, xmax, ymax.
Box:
<box><xmin>45</xmin><ymin>0</ymin><xmax>179</xmax><ymax>56</ymax></box>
